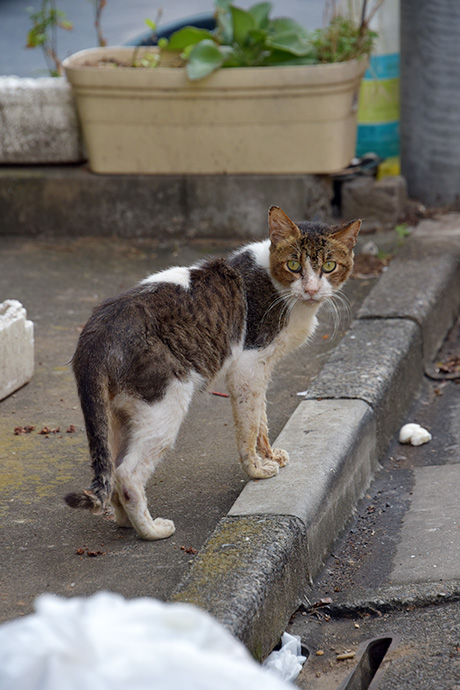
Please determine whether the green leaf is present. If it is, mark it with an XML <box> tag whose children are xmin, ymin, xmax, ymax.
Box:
<box><xmin>216</xmin><ymin>9</ymin><xmax>233</xmax><ymax>44</ymax></box>
<box><xmin>58</xmin><ymin>20</ymin><xmax>73</xmax><ymax>31</ymax></box>
<box><xmin>267</xmin><ymin>30</ymin><xmax>313</xmax><ymax>56</ymax></box>
<box><xmin>186</xmin><ymin>40</ymin><xmax>231</xmax><ymax>80</ymax></box>
<box><xmin>261</xmin><ymin>50</ymin><xmax>317</xmax><ymax>66</ymax></box>
<box><xmin>26</xmin><ymin>28</ymin><xmax>43</xmax><ymax>48</ymax></box>
<box><xmin>230</xmin><ymin>6</ymin><xmax>256</xmax><ymax>46</ymax></box>
<box><xmin>269</xmin><ymin>17</ymin><xmax>310</xmax><ymax>40</ymax></box>
<box><xmin>167</xmin><ymin>26</ymin><xmax>215</xmax><ymax>52</ymax></box>
<box><xmin>248</xmin><ymin>2</ymin><xmax>272</xmax><ymax>30</ymax></box>
<box><xmin>247</xmin><ymin>28</ymin><xmax>268</xmax><ymax>46</ymax></box>
<box><xmin>144</xmin><ymin>18</ymin><xmax>156</xmax><ymax>32</ymax></box>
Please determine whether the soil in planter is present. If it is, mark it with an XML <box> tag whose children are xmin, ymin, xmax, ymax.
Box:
<box><xmin>81</xmin><ymin>54</ymin><xmax>184</xmax><ymax>70</ymax></box>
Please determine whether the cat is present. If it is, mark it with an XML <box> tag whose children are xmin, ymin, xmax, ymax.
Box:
<box><xmin>64</xmin><ymin>206</ymin><xmax>361</xmax><ymax>540</ymax></box>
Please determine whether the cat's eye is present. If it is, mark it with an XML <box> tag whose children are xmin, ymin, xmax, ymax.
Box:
<box><xmin>322</xmin><ymin>260</ymin><xmax>337</xmax><ymax>273</ymax></box>
<box><xmin>287</xmin><ymin>259</ymin><xmax>302</xmax><ymax>273</ymax></box>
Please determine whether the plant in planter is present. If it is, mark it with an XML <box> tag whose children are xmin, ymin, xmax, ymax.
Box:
<box><xmin>26</xmin><ymin>0</ymin><xmax>107</xmax><ymax>76</ymax></box>
<box><xmin>62</xmin><ymin>1</ymin><xmax>378</xmax><ymax>175</ymax></box>
<box><xmin>161</xmin><ymin>1</ymin><xmax>376</xmax><ymax>80</ymax></box>
<box><xmin>26</xmin><ymin>0</ymin><xmax>74</xmax><ymax>77</ymax></box>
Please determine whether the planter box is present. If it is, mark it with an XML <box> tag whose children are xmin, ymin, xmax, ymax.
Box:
<box><xmin>63</xmin><ymin>47</ymin><xmax>367</xmax><ymax>175</ymax></box>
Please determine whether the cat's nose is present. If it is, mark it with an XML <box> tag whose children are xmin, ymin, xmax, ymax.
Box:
<box><xmin>304</xmin><ymin>286</ymin><xmax>319</xmax><ymax>297</ymax></box>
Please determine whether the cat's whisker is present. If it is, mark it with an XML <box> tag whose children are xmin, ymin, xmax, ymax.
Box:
<box><xmin>261</xmin><ymin>289</ymin><xmax>293</xmax><ymax>323</ymax></box>
<box><xmin>332</xmin><ymin>290</ymin><xmax>352</xmax><ymax>322</ymax></box>
<box><xmin>321</xmin><ymin>290</ymin><xmax>352</xmax><ymax>341</ymax></box>
<box><xmin>323</xmin><ymin>299</ymin><xmax>341</xmax><ymax>341</ymax></box>
<box><xmin>277</xmin><ymin>294</ymin><xmax>297</xmax><ymax>330</ymax></box>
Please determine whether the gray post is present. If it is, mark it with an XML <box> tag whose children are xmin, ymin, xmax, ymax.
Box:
<box><xmin>400</xmin><ymin>1</ymin><xmax>460</xmax><ymax>208</ymax></box>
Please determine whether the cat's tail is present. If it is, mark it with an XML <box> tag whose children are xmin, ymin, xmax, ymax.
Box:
<box><xmin>64</xmin><ymin>364</ymin><xmax>113</xmax><ymax>515</ymax></box>
<box><xmin>64</xmin><ymin>488</ymin><xmax>107</xmax><ymax>513</ymax></box>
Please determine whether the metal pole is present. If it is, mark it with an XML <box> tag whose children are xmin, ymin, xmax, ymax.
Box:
<box><xmin>400</xmin><ymin>0</ymin><xmax>460</xmax><ymax>208</ymax></box>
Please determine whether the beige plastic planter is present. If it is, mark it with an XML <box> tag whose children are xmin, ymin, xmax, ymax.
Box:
<box><xmin>63</xmin><ymin>47</ymin><xmax>367</xmax><ymax>175</ymax></box>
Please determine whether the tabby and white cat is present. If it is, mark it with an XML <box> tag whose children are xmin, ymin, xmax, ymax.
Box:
<box><xmin>65</xmin><ymin>206</ymin><xmax>360</xmax><ymax>540</ymax></box>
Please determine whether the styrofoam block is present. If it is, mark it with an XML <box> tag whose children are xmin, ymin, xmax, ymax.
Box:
<box><xmin>0</xmin><ymin>300</ymin><xmax>34</xmax><ymax>400</ymax></box>
<box><xmin>0</xmin><ymin>76</ymin><xmax>84</xmax><ymax>163</ymax></box>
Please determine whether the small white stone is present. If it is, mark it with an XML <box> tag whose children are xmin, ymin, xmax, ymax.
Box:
<box><xmin>399</xmin><ymin>423</ymin><xmax>432</xmax><ymax>446</ymax></box>
<box><xmin>399</xmin><ymin>423</ymin><xmax>421</xmax><ymax>443</ymax></box>
<box><xmin>410</xmin><ymin>427</ymin><xmax>432</xmax><ymax>446</ymax></box>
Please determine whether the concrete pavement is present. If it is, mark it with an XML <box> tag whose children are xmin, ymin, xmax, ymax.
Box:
<box><xmin>1</xmin><ymin>214</ymin><xmax>460</xmax><ymax>666</ymax></box>
<box><xmin>0</xmin><ymin>231</ymin><xmax>370</xmax><ymax>626</ymax></box>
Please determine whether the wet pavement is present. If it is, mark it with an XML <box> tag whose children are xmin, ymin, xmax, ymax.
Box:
<box><xmin>0</xmin><ymin>233</ymin><xmax>373</xmax><ymax>623</ymax></box>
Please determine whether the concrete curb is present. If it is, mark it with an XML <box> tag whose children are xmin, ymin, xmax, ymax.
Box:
<box><xmin>173</xmin><ymin>216</ymin><xmax>460</xmax><ymax>660</ymax></box>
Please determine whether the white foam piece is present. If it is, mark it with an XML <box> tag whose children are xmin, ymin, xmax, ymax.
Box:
<box><xmin>0</xmin><ymin>300</ymin><xmax>34</xmax><ymax>400</ymax></box>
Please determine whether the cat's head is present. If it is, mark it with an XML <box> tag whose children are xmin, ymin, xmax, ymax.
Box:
<box><xmin>268</xmin><ymin>206</ymin><xmax>361</xmax><ymax>305</ymax></box>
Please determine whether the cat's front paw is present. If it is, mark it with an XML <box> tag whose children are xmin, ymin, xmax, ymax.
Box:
<box><xmin>242</xmin><ymin>454</ymin><xmax>279</xmax><ymax>480</ymax></box>
<box><xmin>273</xmin><ymin>448</ymin><xmax>289</xmax><ymax>467</ymax></box>
<box><xmin>137</xmin><ymin>517</ymin><xmax>176</xmax><ymax>541</ymax></box>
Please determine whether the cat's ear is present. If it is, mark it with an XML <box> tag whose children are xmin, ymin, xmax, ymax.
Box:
<box><xmin>268</xmin><ymin>206</ymin><xmax>301</xmax><ymax>246</ymax></box>
<box><xmin>331</xmin><ymin>219</ymin><xmax>361</xmax><ymax>250</ymax></box>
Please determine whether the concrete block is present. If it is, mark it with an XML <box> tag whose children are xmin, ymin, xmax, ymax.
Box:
<box><xmin>0</xmin><ymin>77</ymin><xmax>83</xmax><ymax>164</ymax></box>
<box><xmin>175</xmin><ymin>399</ymin><xmax>377</xmax><ymax>657</ymax></box>
<box><xmin>186</xmin><ymin>174</ymin><xmax>333</xmax><ymax>240</ymax></box>
<box><xmin>341</xmin><ymin>175</ymin><xmax>407</xmax><ymax>230</ymax></box>
<box><xmin>0</xmin><ymin>300</ymin><xmax>34</xmax><ymax>400</ymax></box>
<box><xmin>0</xmin><ymin>167</ymin><xmax>186</xmax><ymax>238</ymax></box>
<box><xmin>173</xmin><ymin>514</ymin><xmax>308</xmax><ymax>661</ymax></box>
<box><xmin>0</xmin><ymin>166</ymin><xmax>332</xmax><ymax>239</ymax></box>
<box><xmin>359</xmin><ymin>230</ymin><xmax>460</xmax><ymax>364</ymax></box>
<box><xmin>305</xmin><ymin>319</ymin><xmax>423</xmax><ymax>452</ymax></box>
<box><xmin>230</xmin><ymin>399</ymin><xmax>377</xmax><ymax>578</ymax></box>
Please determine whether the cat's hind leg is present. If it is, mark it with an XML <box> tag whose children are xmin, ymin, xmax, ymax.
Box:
<box><xmin>110</xmin><ymin>490</ymin><xmax>132</xmax><ymax>528</ymax></box>
<box><xmin>107</xmin><ymin>408</ymin><xmax>133</xmax><ymax>528</ymax></box>
<box><xmin>113</xmin><ymin>377</ymin><xmax>196</xmax><ymax>540</ymax></box>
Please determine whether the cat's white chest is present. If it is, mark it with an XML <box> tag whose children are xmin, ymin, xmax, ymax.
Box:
<box><xmin>264</xmin><ymin>301</ymin><xmax>319</xmax><ymax>365</ymax></box>
<box><xmin>282</xmin><ymin>301</ymin><xmax>319</xmax><ymax>350</ymax></box>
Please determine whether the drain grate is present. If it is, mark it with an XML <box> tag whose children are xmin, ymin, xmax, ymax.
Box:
<box><xmin>338</xmin><ymin>636</ymin><xmax>399</xmax><ymax>690</ymax></box>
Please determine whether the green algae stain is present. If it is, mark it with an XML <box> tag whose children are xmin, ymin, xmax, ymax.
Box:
<box><xmin>0</xmin><ymin>427</ymin><xmax>88</xmax><ymax>520</ymax></box>
<box><xmin>173</xmin><ymin>517</ymin><xmax>273</xmax><ymax>604</ymax></box>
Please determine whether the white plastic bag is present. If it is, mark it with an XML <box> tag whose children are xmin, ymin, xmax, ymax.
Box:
<box><xmin>263</xmin><ymin>632</ymin><xmax>307</xmax><ymax>683</ymax></box>
<box><xmin>0</xmin><ymin>592</ymin><xmax>295</xmax><ymax>690</ymax></box>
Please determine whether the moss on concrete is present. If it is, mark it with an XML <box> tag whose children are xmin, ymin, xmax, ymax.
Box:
<box><xmin>173</xmin><ymin>514</ymin><xmax>309</xmax><ymax>660</ymax></box>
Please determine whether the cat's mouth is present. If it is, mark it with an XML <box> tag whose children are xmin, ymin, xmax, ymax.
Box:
<box><xmin>301</xmin><ymin>294</ymin><xmax>322</xmax><ymax>305</ymax></box>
